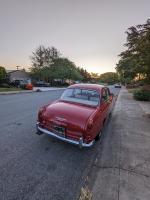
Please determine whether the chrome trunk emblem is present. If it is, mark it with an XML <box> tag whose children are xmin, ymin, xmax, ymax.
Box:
<box><xmin>55</xmin><ymin>117</ymin><xmax>66</xmax><ymax>122</ymax></box>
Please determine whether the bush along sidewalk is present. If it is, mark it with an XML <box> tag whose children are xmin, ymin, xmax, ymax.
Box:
<box><xmin>133</xmin><ymin>89</ymin><xmax>150</xmax><ymax>101</ymax></box>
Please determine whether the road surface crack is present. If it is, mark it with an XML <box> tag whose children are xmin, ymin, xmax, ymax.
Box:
<box><xmin>129</xmin><ymin>158</ymin><xmax>150</xmax><ymax>171</ymax></box>
<box><xmin>93</xmin><ymin>164</ymin><xmax>150</xmax><ymax>179</ymax></box>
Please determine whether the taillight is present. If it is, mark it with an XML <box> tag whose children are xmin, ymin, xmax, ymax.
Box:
<box><xmin>87</xmin><ymin>118</ymin><xmax>94</xmax><ymax>130</ymax></box>
<box><xmin>38</xmin><ymin>106</ymin><xmax>46</xmax><ymax>121</ymax></box>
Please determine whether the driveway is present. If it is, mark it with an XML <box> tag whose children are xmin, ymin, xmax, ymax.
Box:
<box><xmin>33</xmin><ymin>87</ymin><xmax>65</xmax><ymax>92</ymax></box>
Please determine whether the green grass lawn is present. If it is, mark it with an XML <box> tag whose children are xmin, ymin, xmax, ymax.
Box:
<box><xmin>0</xmin><ymin>87</ymin><xmax>22</xmax><ymax>92</ymax></box>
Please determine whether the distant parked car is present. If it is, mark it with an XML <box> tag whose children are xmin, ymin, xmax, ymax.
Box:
<box><xmin>34</xmin><ymin>81</ymin><xmax>50</xmax><ymax>87</ymax></box>
<box><xmin>11</xmin><ymin>80</ymin><xmax>23</xmax><ymax>87</ymax></box>
<box><xmin>114</xmin><ymin>83</ymin><xmax>121</xmax><ymax>88</ymax></box>
<box><xmin>11</xmin><ymin>79</ymin><xmax>33</xmax><ymax>90</ymax></box>
<box><xmin>36</xmin><ymin>84</ymin><xmax>115</xmax><ymax>148</ymax></box>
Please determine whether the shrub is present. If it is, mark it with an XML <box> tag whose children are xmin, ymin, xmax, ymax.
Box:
<box><xmin>133</xmin><ymin>89</ymin><xmax>150</xmax><ymax>101</ymax></box>
<box><xmin>142</xmin><ymin>85</ymin><xmax>150</xmax><ymax>91</ymax></box>
<box><xmin>0</xmin><ymin>83</ymin><xmax>11</xmax><ymax>88</ymax></box>
<box><xmin>0</xmin><ymin>66</ymin><xmax>7</xmax><ymax>83</ymax></box>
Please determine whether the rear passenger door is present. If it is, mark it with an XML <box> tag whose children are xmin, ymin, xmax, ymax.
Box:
<box><xmin>100</xmin><ymin>88</ymin><xmax>109</xmax><ymax>120</ymax></box>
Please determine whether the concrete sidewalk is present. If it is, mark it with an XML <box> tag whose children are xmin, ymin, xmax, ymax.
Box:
<box><xmin>91</xmin><ymin>88</ymin><xmax>150</xmax><ymax>200</ymax></box>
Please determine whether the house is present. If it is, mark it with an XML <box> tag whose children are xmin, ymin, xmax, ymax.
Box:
<box><xmin>6</xmin><ymin>70</ymin><xmax>30</xmax><ymax>83</ymax></box>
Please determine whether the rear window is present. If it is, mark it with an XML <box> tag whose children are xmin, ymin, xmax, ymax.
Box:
<box><xmin>60</xmin><ymin>88</ymin><xmax>100</xmax><ymax>106</ymax></box>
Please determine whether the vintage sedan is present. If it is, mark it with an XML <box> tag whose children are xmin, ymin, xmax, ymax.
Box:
<box><xmin>36</xmin><ymin>84</ymin><xmax>115</xmax><ymax>147</ymax></box>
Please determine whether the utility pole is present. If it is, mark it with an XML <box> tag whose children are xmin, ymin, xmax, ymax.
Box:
<box><xmin>16</xmin><ymin>66</ymin><xmax>21</xmax><ymax>70</ymax></box>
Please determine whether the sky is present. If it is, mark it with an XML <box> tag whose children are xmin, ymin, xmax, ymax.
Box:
<box><xmin>0</xmin><ymin>0</ymin><xmax>149</xmax><ymax>74</ymax></box>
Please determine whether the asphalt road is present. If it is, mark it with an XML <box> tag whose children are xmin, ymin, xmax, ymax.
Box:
<box><xmin>0</xmin><ymin>87</ymin><xmax>120</xmax><ymax>200</ymax></box>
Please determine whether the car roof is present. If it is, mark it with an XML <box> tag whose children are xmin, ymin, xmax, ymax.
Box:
<box><xmin>68</xmin><ymin>83</ymin><xmax>105</xmax><ymax>91</ymax></box>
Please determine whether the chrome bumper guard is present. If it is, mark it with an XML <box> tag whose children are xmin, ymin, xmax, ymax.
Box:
<box><xmin>36</xmin><ymin>122</ymin><xmax>94</xmax><ymax>148</ymax></box>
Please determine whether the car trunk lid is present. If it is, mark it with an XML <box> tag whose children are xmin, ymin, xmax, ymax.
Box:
<box><xmin>43</xmin><ymin>101</ymin><xmax>96</xmax><ymax>140</ymax></box>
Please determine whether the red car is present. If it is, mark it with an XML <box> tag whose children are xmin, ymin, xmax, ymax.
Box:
<box><xmin>36</xmin><ymin>84</ymin><xmax>115</xmax><ymax>147</ymax></box>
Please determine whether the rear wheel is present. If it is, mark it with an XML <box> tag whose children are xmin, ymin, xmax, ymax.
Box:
<box><xmin>95</xmin><ymin>131</ymin><xmax>102</xmax><ymax>141</ymax></box>
<box><xmin>109</xmin><ymin>112</ymin><xmax>112</xmax><ymax>118</ymax></box>
<box><xmin>36</xmin><ymin>130</ymin><xmax>43</xmax><ymax>135</ymax></box>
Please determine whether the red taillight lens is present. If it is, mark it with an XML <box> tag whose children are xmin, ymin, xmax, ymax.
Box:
<box><xmin>38</xmin><ymin>106</ymin><xmax>46</xmax><ymax>121</ymax></box>
<box><xmin>87</xmin><ymin>119</ymin><xmax>94</xmax><ymax>130</ymax></box>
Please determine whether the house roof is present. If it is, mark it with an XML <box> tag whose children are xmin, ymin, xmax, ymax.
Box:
<box><xmin>6</xmin><ymin>70</ymin><xmax>28</xmax><ymax>74</ymax></box>
<box><xmin>6</xmin><ymin>70</ymin><xmax>19</xmax><ymax>74</ymax></box>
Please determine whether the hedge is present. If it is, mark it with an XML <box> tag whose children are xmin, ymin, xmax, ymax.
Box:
<box><xmin>133</xmin><ymin>89</ymin><xmax>150</xmax><ymax>101</ymax></box>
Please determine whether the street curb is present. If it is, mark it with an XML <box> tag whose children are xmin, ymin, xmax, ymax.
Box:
<box><xmin>0</xmin><ymin>88</ymin><xmax>66</xmax><ymax>95</ymax></box>
<box><xmin>0</xmin><ymin>90</ymin><xmax>35</xmax><ymax>95</ymax></box>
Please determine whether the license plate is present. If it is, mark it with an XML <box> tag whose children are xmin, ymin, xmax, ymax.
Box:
<box><xmin>53</xmin><ymin>125</ymin><xmax>65</xmax><ymax>136</ymax></box>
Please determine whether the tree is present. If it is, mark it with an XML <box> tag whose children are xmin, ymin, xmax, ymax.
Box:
<box><xmin>116</xmin><ymin>19</ymin><xmax>150</xmax><ymax>84</ymax></box>
<box><xmin>90</xmin><ymin>72</ymin><xmax>100</xmax><ymax>82</ymax></box>
<box><xmin>30</xmin><ymin>46</ymin><xmax>83</xmax><ymax>84</ymax></box>
<box><xmin>99</xmin><ymin>72</ymin><xmax>119</xmax><ymax>84</ymax></box>
<box><xmin>30</xmin><ymin>45</ymin><xmax>60</xmax><ymax>69</ymax></box>
<box><xmin>0</xmin><ymin>66</ymin><xmax>7</xmax><ymax>83</ymax></box>
<box><xmin>116</xmin><ymin>58</ymin><xmax>137</xmax><ymax>84</ymax></box>
<box><xmin>30</xmin><ymin>45</ymin><xmax>61</xmax><ymax>81</ymax></box>
<box><xmin>77</xmin><ymin>67</ymin><xmax>91</xmax><ymax>82</ymax></box>
<box><xmin>51</xmin><ymin>58</ymin><xmax>82</xmax><ymax>81</ymax></box>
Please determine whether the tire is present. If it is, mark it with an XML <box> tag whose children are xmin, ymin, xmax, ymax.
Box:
<box><xmin>35</xmin><ymin>130</ymin><xmax>43</xmax><ymax>135</ymax></box>
<box><xmin>109</xmin><ymin>112</ymin><xmax>112</xmax><ymax>118</ymax></box>
<box><xmin>95</xmin><ymin>131</ymin><xmax>102</xmax><ymax>141</ymax></box>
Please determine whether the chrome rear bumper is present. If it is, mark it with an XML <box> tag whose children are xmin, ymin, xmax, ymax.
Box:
<box><xmin>36</xmin><ymin>122</ymin><xmax>94</xmax><ymax>148</ymax></box>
